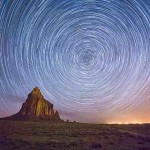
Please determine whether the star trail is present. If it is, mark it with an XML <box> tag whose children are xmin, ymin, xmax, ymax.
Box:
<box><xmin>0</xmin><ymin>0</ymin><xmax>150</xmax><ymax>123</ymax></box>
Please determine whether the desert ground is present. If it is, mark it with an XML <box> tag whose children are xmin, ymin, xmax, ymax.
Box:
<box><xmin>0</xmin><ymin>120</ymin><xmax>150</xmax><ymax>150</ymax></box>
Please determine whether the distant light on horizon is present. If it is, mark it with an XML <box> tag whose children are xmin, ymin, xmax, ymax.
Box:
<box><xmin>108</xmin><ymin>121</ymin><xmax>144</xmax><ymax>125</ymax></box>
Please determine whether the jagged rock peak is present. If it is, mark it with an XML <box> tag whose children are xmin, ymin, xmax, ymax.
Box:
<box><xmin>30</xmin><ymin>86</ymin><xmax>43</xmax><ymax>99</ymax></box>
<box><xmin>0</xmin><ymin>87</ymin><xmax>63</xmax><ymax>122</ymax></box>
<box><xmin>17</xmin><ymin>87</ymin><xmax>61</xmax><ymax>120</ymax></box>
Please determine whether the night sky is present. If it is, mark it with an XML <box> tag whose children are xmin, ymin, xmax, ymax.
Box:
<box><xmin>0</xmin><ymin>0</ymin><xmax>150</xmax><ymax>123</ymax></box>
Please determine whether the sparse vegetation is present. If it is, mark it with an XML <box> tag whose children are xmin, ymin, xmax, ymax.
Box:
<box><xmin>0</xmin><ymin>120</ymin><xmax>150</xmax><ymax>150</ymax></box>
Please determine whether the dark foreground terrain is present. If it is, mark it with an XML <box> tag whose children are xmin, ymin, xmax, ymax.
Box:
<box><xmin>0</xmin><ymin>120</ymin><xmax>150</xmax><ymax>150</ymax></box>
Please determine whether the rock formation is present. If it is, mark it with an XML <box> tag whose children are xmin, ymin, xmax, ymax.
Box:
<box><xmin>2</xmin><ymin>87</ymin><xmax>63</xmax><ymax>122</ymax></box>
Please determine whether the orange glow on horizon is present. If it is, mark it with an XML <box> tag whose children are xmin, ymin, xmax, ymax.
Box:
<box><xmin>108</xmin><ymin>122</ymin><xmax>143</xmax><ymax>125</ymax></box>
<box><xmin>106</xmin><ymin>113</ymin><xmax>150</xmax><ymax>125</ymax></box>
<box><xmin>107</xmin><ymin>120</ymin><xmax>150</xmax><ymax>124</ymax></box>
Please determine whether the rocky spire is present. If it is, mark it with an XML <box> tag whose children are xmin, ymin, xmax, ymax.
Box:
<box><xmin>18</xmin><ymin>87</ymin><xmax>60</xmax><ymax>119</ymax></box>
<box><xmin>3</xmin><ymin>87</ymin><xmax>63</xmax><ymax>122</ymax></box>
<box><xmin>30</xmin><ymin>87</ymin><xmax>43</xmax><ymax>98</ymax></box>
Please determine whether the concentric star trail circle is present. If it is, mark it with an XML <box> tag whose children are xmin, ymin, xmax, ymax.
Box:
<box><xmin>0</xmin><ymin>0</ymin><xmax>150</xmax><ymax>122</ymax></box>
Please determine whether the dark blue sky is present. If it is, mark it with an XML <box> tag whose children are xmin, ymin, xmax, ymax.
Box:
<box><xmin>0</xmin><ymin>0</ymin><xmax>150</xmax><ymax>123</ymax></box>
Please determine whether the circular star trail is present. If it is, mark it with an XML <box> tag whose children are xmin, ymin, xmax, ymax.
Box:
<box><xmin>0</xmin><ymin>0</ymin><xmax>150</xmax><ymax>122</ymax></box>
